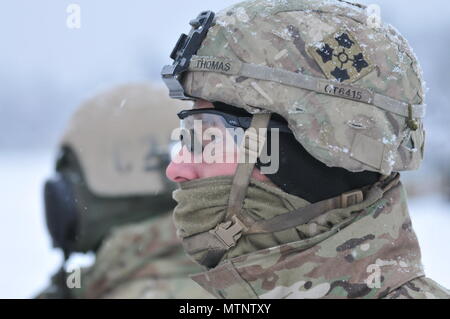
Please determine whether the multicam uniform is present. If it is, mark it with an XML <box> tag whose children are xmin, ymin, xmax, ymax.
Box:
<box><xmin>161</xmin><ymin>0</ymin><xmax>450</xmax><ymax>299</ymax></box>
<box><xmin>74</xmin><ymin>213</ymin><xmax>211</xmax><ymax>299</ymax></box>
<box><xmin>189</xmin><ymin>178</ymin><xmax>449</xmax><ymax>299</ymax></box>
<box><xmin>37</xmin><ymin>84</ymin><xmax>211</xmax><ymax>299</ymax></box>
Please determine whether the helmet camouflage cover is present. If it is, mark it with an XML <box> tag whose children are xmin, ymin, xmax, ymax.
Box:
<box><xmin>47</xmin><ymin>84</ymin><xmax>189</xmax><ymax>254</ymax></box>
<box><xmin>172</xmin><ymin>0</ymin><xmax>426</xmax><ymax>175</ymax></box>
<box><xmin>60</xmin><ymin>83</ymin><xmax>188</xmax><ymax>197</ymax></box>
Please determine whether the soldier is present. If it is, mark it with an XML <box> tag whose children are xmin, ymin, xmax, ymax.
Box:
<box><xmin>37</xmin><ymin>83</ymin><xmax>212</xmax><ymax>299</ymax></box>
<box><xmin>161</xmin><ymin>0</ymin><xmax>450</xmax><ymax>298</ymax></box>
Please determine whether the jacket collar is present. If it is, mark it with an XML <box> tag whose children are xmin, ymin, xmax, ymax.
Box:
<box><xmin>191</xmin><ymin>182</ymin><xmax>425</xmax><ymax>299</ymax></box>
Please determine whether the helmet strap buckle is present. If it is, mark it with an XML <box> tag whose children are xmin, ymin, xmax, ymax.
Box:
<box><xmin>407</xmin><ymin>104</ymin><xmax>419</xmax><ymax>131</ymax></box>
<box><xmin>210</xmin><ymin>216</ymin><xmax>248</xmax><ymax>249</ymax></box>
<box><xmin>340</xmin><ymin>190</ymin><xmax>364</xmax><ymax>208</ymax></box>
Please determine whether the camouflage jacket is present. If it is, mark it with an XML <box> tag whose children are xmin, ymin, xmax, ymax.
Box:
<box><xmin>74</xmin><ymin>213</ymin><xmax>213</xmax><ymax>299</ymax></box>
<box><xmin>191</xmin><ymin>182</ymin><xmax>450</xmax><ymax>299</ymax></box>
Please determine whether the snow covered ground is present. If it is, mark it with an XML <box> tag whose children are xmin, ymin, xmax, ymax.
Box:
<box><xmin>0</xmin><ymin>151</ymin><xmax>449</xmax><ymax>299</ymax></box>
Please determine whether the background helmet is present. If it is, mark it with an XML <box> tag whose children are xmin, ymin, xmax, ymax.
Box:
<box><xmin>44</xmin><ymin>83</ymin><xmax>188</xmax><ymax>255</ymax></box>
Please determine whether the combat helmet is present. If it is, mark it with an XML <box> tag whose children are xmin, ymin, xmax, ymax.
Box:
<box><xmin>162</xmin><ymin>0</ymin><xmax>426</xmax><ymax>176</ymax></box>
<box><xmin>44</xmin><ymin>83</ymin><xmax>188</xmax><ymax>256</ymax></box>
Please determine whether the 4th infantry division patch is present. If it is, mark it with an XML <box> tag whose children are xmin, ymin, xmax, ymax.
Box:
<box><xmin>308</xmin><ymin>30</ymin><xmax>374</xmax><ymax>83</ymax></box>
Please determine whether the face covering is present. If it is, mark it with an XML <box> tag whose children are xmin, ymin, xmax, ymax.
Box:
<box><xmin>211</xmin><ymin>102</ymin><xmax>381</xmax><ymax>203</ymax></box>
<box><xmin>45</xmin><ymin>173</ymin><xmax>176</xmax><ymax>256</ymax></box>
<box><xmin>45</xmin><ymin>147</ymin><xmax>176</xmax><ymax>257</ymax></box>
<box><xmin>173</xmin><ymin>176</ymin><xmax>360</xmax><ymax>268</ymax></box>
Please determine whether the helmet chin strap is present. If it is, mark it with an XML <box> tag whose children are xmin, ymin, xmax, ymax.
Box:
<box><xmin>181</xmin><ymin>111</ymin><xmax>399</xmax><ymax>269</ymax></box>
<box><xmin>207</xmin><ymin>112</ymin><xmax>272</xmax><ymax>250</ymax></box>
<box><xmin>226</xmin><ymin>112</ymin><xmax>272</xmax><ymax>222</ymax></box>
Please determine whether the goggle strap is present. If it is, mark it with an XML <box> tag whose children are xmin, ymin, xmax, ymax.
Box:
<box><xmin>225</xmin><ymin>113</ymin><xmax>271</xmax><ymax>224</ymax></box>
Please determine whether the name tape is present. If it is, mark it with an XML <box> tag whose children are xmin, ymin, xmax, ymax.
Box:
<box><xmin>189</xmin><ymin>56</ymin><xmax>240</xmax><ymax>75</ymax></box>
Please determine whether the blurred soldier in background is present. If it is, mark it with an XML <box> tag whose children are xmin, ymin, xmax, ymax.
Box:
<box><xmin>37</xmin><ymin>83</ymin><xmax>212</xmax><ymax>299</ymax></box>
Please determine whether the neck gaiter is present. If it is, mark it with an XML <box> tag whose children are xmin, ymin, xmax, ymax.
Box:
<box><xmin>173</xmin><ymin>176</ymin><xmax>359</xmax><ymax>267</ymax></box>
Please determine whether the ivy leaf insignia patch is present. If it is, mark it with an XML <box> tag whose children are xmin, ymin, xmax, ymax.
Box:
<box><xmin>308</xmin><ymin>30</ymin><xmax>374</xmax><ymax>83</ymax></box>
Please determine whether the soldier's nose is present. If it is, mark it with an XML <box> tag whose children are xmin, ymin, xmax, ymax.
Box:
<box><xmin>166</xmin><ymin>147</ymin><xmax>200</xmax><ymax>183</ymax></box>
